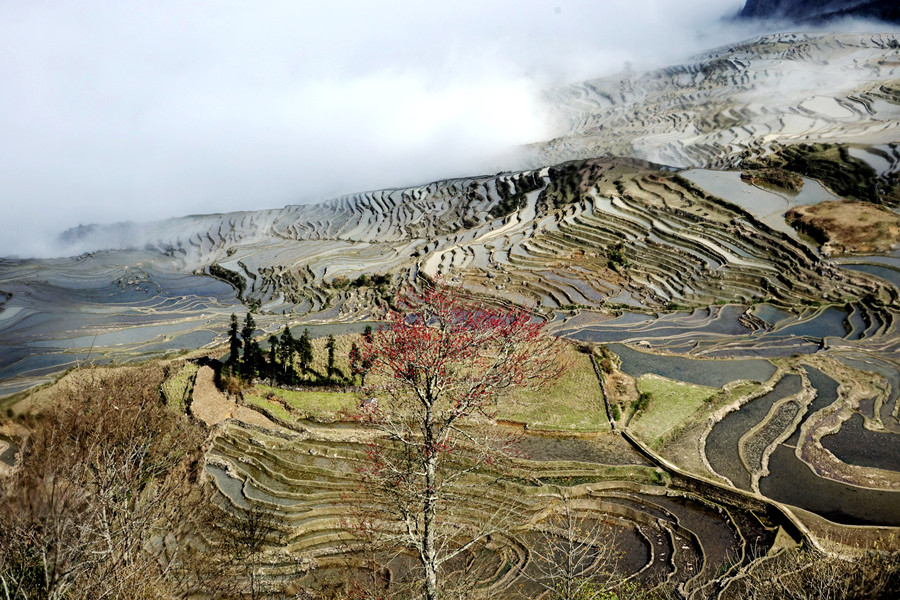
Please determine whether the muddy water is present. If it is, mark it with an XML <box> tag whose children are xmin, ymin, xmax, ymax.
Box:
<box><xmin>608</xmin><ymin>343</ymin><xmax>776</xmax><ymax>388</ymax></box>
<box><xmin>821</xmin><ymin>414</ymin><xmax>900</xmax><ymax>472</ymax></box>
<box><xmin>785</xmin><ymin>367</ymin><xmax>840</xmax><ymax>445</ymax></box>
<box><xmin>513</xmin><ymin>433</ymin><xmax>651</xmax><ymax>466</ymax></box>
<box><xmin>206</xmin><ymin>464</ymin><xmax>249</xmax><ymax>508</ymax></box>
<box><xmin>681</xmin><ymin>169</ymin><xmax>838</xmax><ymax>239</ymax></box>
<box><xmin>706</xmin><ymin>375</ymin><xmax>803</xmax><ymax>490</ymax></box>
<box><xmin>775</xmin><ymin>306</ymin><xmax>850</xmax><ymax>339</ymax></box>
<box><xmin>0</xmin><ymin>434</ymin><xmax>17</xmax><ymax>466</ymax></box>
<box><xmin>841</xmin><ymin>263</ymin><xmax>900</xmax><ymax>290</ymax></box>
<box><xmin>759</xmin><ymin>445</ymin><xmax>900</xmax><ymax>526</ymax></box>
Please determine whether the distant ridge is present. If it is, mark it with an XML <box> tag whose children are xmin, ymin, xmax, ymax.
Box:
<box><xmin>739</xmin><ymin>0</ymin><xmax>900</xmax><ymax>23</ymax></box>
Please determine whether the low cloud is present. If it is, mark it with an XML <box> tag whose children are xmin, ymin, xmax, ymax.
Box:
<box><xmin>0</xmin><ymin>0</ymin><xmax>807</xmax><ymax>257</ymax></box>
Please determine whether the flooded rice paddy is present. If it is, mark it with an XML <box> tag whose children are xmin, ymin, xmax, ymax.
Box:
<box><xmin>705</xmin><ymin>375</ymin><xmax>803</xmax><ymax>490</ymax></box>
<box><xmin>821</xmin><ymin>414</ymin><xmax>900</xmax><ymax>472</ymax></box>
<box><xmin>608</xmin><ymin>342</ymin><xmax>776</xmax><ymax>388</ymax></box>
<box><xmin>759</xmin><ymin>444</ymin><xmax>900</xmax><ymax>525</ymax></box>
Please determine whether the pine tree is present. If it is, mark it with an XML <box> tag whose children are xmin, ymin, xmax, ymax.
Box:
<box><xmin>325</xmin><ymin>335</ymin><xmax>336</xmax><ymax>381</ymax></box>
<box><xmin>348</xmin><ymin>342</ymin><xmax>361</xmax><ymax>384</ymax></box>
<box><xmin>241</xmin><ymin>313</ymin><xmax>258</xmax><ymax>376</ymax></box>
<box><xmin>267</xmin><ymin>334</ymin><xmax>279</xmax><ymax>382</ymax></box>
<box><xmin>277</xmin><ymin>326</ymin><xmax>295</xmax><ymax>382</ymax></box>
<box><xmin>296</xmin><ymin>329</ymin><xmax>313</xmax><ymax>377</ymax></box>
<box><xmin>228</xmin><ymin>313</ymin><xmax>241</xmax><ymax>369</ymax></box>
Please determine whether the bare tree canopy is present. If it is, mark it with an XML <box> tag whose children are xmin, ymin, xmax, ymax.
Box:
<box><xmin>354</xmin><ymin>282</ymin><xmax>567</xmax><ymax>600</ymax></box>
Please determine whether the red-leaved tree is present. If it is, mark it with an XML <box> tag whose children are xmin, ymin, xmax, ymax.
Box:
<box><xmin>355</xmin><ymin>282</ymin><xmax>566</xmax><ymax>600</ymax></box>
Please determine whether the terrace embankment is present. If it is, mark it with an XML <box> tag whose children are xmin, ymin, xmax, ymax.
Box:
<box><xmin>200</xmin><ymin>413</ymin><xmax>792</xmax><ymax>599</ymax></box>
<box><xmin>603</xmin><ymin>344</ymin><xmax>900</xmax><ymax>551</ymax></box>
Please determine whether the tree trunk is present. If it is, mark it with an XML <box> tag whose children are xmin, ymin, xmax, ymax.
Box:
<box><xmin>423</xmin><ymin>409</ymin><xmax>439</xmax><ymax>600</ymax></box>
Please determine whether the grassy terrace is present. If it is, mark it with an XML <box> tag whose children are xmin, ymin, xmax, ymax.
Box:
<box><xmin>242</xmin><ymin>340</ymin><xmax>607</xmax><ymax>433</ymax></box>
<box><xmin>161</xmin><ymin>363</ymin><xmax>198</xmax><ymax>412</ymax></box>
<box><xmin>630</xmin><ymin>374</ymin><xmax>718</xmax><ymax>449</ymax></box>
<box><xmin>246</xmin><ymin>386</ymin><xmax>357</xmax><ymax>423</ymax></box>
<box><xmin>493</xmin><ymin>345</ymin><xmax>607</xmax><ymax>432</ymax></box>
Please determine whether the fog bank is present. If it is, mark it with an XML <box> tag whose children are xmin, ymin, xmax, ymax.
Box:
<box><xmin>0</xmin><ymin>0</ymin><xmax>787</xmax><ymax>257</ymax></box>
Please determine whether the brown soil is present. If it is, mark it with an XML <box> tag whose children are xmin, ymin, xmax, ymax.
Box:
<box><xmin>786</xmin><ymin>200</ymin><xmax>900</xmax><ymax>254</ymax></box>
<box><xmin>190</xmin><ymin>366</ymin><xmax>279</xmax><ymax>429</ymax></box>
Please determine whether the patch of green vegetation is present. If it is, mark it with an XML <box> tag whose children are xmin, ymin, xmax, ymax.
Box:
<box><xmin>745</xmin><ymin>143</ymin><xmax>900</xmax><ymax>206</ymax></box>
<box><xmin>536</xmin><ymin>465</ymin><xmax>666</xmax><ymax>487</ymax></box>
<box><xmin>489</xmin><ymin>171</ymin><xmax>544</xmax><ymax>218</ymax></box>
<box><xmin>605</xmin><ymin>241</ymin><xmax>630</xmax><ymax>270</ymax></box>
<box><xmin>538</xmin><ymin>160</ymin><xmax>586</xmax><ymax>210</ymax></box>
<box><xmin>208</xmin><ymin>263</ymin><xmax>245</xmax><ymax>296</ymax></box>
<box><xmin>495</xmin><ymin>348</ymin><xmax>606</xmax><ymax>431</ymax></box>
<box><xmin>246</xmin><ymin>394</ymin><xmax>292</xmax><ymax>422</ymax></box>
<box><xmin>631</xmin><ymin>391</ymin><xmax>652</xmax><ymax>415</ymax></box>
<box><xmin>629</xmin><ymin>374</ymin><xmax>718</xmax><ymax>449</ymax></box>
<box><xmin>721</xmin><ymin>381</ymin><xmax>760</xmax><ymax>403</ymax></box>
<box><xmin>740</xmin><ymin>167</ymin><xmax>803</xmax><ymax>192</ymax></box>
<box><xmin>252</xmin><ymin>384</ymin><xmax>357</xmax><ymax>421</ymax></box>
<box><xmin>161</xmin><ymin>363</ymin><xmax>198</xmax><ymax>412</ymax></box>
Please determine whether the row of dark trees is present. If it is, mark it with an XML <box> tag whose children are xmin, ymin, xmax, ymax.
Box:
<box><xmin>226</xmin><ymin>313</ymin><xmax>373</xmax><ymax>386</ymax></box>
<box><xmin>226</xmin><ymin>313</ymin><xmax>314</xmax><ymax>385</ymax></box>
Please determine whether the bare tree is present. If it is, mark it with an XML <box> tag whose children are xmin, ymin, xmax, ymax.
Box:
<box><xmin>355</xmin><ymin>282</ymin><xmax>567</xmax><ymax>600</ymax></box>
<box><xmin>521</xmin><ymin>492</ymin><xmax>624</xmax><ymax>600</ymax></box>
<box><xmin>0</xmin><ymin>367</ymin><xmax>205</xmax><ymax>600</ymax></box>
<box><xmin>739</xmin><ymin>545</ymin><xmax>900</xmax><ymax>600</ymax></box>
<box><xmin>209</xmin><ymin>504</ymin><xmax>288</xmax><ymax>600</ymax></box>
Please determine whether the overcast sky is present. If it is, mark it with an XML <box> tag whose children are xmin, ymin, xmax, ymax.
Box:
<box><xmin>0</xmin><ymin>0</ymin><xmax>784</xmax><ymax>257</ymax></box>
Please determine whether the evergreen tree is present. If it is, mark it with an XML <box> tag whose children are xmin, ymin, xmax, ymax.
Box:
<box><xmin>228</xmin><ymin>313</ymin><xmax>241</xmax><ymax>369</ymax></box>
<box><xmin>348</xmin><ymin>342</ymin><xmax>361</xmax><ymax>384</ymax></box>
<box><xmin>267</xmin><ymin>334</ymin><xmax>279</xmax><ymax>382</ymax></box>
<box><xmin>363</xmin><ymin>324</ymin><xmax>373</xmax><ymax>343</ymax></box>
<box><xmin>241</xmin><ymin>313</ymin><xmax>258</xmax><ymax>376</ymax></box>
<box><xmin>277</xmin><ymin>326</ymin><xmax>295</xmax><ymax>382</ymax></box>
<box><xmin>296</xmin><ymin>329</ymin><xmax>313</xmax><ymax>376</ymax></box>
<box><xmin>325</xmin><ymin>335</ymin><xmax>336</xmax><ymax>380</ymax></box>
<box><xmin>246</xmin><ymin>340</ymin><xmax>264</xmax><ymax>378</ymax></box>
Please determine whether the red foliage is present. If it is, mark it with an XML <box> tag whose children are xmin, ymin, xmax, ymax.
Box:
<box><xmin>350</xmin><ymin>281</ymin><xmax>567</xmax><ymax>600</ymax></box>
<box><xmin>361</xmin><ymin>282</ymin><xmax>565</xmax><ymax>428</ymax></box>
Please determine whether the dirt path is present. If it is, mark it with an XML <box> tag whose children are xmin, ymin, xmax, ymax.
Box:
<box><xmin>190</xmin><ymin>366</ymin><xmax>279</xmax><ymax>429</ymax></box>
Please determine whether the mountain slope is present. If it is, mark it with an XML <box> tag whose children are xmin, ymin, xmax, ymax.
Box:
<box><xmin>527</xmin><ymin>33</ymin><xmax>900</xmax><ymax>170</ymax></box>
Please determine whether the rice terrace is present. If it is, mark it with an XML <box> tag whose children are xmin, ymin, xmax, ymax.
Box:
<box><xmin>1</xmin><ymin>6</ymin><xmax>900</xmax><ymax>600</ymax></box>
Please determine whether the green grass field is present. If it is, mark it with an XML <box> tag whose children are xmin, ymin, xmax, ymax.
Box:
<box><xmin>247</xmin><ymin>384</ymin><xmax>358</xmax><ymax>422</ymax></box>
<box><xmin>630</xmin><ymin>374</ymin><xmax>718</xmax><ymax>448</ymax></box>
<box><xmin>493</xmin><ymin>347</ymin><xmax>607</xmax><ymax>432</ymax></box>
<box><xmin>245</xmin><ymin>342</ymin><xmax>606</xmax><ymax>432</ymax></box>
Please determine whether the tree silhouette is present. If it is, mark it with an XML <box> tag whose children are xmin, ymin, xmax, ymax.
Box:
<box><xmin>240</xmin><ymin>313</ymin><xmax>259</xmax><ymax>375</ymax></box>
<box><xmin>228</xmin><ymin>313</ymin><xmax>241</xmax><ymax>369</ymax></box>
<box><xmin>277</xmin><ymin>326</ymin><xmax>295</xmax><ymax>383</ymax></box>
<box><xmin>296</xmin><ymin>329</ymin><xmax>313</xmax><ymax>377</ymax></box>
<box><xmin>326</xmin><ymin>334</ymin><xmax>336</xmax><ymax>380</ymax></box>
<box><xmin>267</xmin><ymin>334</ymin><xmax>279</xmax><ymax>382</ymax></box>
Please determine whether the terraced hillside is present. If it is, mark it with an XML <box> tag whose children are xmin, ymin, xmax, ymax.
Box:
<box><xmin>3</xmin><ymin>153</ymin><xmax>898</xmax><ymax>397</ymax></box>
<box><xmin>49</xmin><ymin>158</ymin><xmax>896</xmax><ymax>316</ymax></box>
<box><xmin>201</xmin><ymin>415</ymin><xmax>795</xmax><ymax>599</ymax></box>
<box><xmin>2</xmin><ymin>28</ymin><xmax>900</xmax><ymax>598</ymax></box>
<box><xmin>528</xmin><ymin>33</ymin><xmax>900</xmax><ymax>170</ymax></box>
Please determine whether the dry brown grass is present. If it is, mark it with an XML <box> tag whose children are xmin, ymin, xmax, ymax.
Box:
<box><xmin>786</xmin><ymin>200</ymin><xmax>900</xmax><ymax>254</ymax></box>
